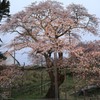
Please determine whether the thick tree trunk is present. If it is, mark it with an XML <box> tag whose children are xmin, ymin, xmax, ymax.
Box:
<box><xmin>45</xmin><ymin>70</ymin><xmax>65</xmax><ymax>99</ymax></box>
<box><xmin>44</xmin><ymin>52</ymin><xmax>65</xmax><ymax>99</ymax></box>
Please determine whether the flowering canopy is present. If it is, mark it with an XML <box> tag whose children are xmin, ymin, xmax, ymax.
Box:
<box><xmin>0</xmin><ymin>1</ymin><xmax>99</xmax><ymax>55</ymax></box>
<box><xmin>66</xmin><ymin>40</ymin><xmax>100</xmax><ymax>84</ymax></box>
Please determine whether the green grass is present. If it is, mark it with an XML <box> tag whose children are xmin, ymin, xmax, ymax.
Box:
<box><xmin>2</xmin><ymin>68</ymin><xmax>100</xmax><ymax>100</ymax></box>
<box><xmin>12</xmin><ymin>72</ymin><xmax>71</xmax><ymax>99</ymax></box>
<box><xmin>10</xmin><ymin>69</ymin><xmax>49</xmax><ymax>99</ymax></box>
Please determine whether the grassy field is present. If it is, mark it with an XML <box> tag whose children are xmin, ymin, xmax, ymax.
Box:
<box><xmin>11</xmin><ymin>69</ymin><xmax>49</xmax><ymax>99</ymax></box>
<box><xmin>1</xmin><ymin>68</ymin><xmax>100</xmax><ymax>100</ymax></box>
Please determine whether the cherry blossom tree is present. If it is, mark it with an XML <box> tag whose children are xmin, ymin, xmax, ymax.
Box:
<box><xmin>0</xmin><ymin>65</ymin><xmax>24</xmax><ymax>99</ymax></box>
<box><xmin>67</xmin><ymin>40</ymin><xmax>100</xmax><ymax>85</ymax></box>
<box><xmin>0</xmin><ymin>0</ymin><xmax>99</xmax><ymax>99</ymax></box>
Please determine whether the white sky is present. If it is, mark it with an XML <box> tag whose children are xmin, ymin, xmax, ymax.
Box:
<box><xmin>9</xmin><ymin>0</ymin><xmax>100</xmax><ymax>16</ymax></box>
<box><xmin>1</xmin><ymin>0</ymin><xmax>100</xmax><ymax>65</ymax></box>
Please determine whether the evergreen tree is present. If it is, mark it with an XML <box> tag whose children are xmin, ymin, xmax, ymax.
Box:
<box><xmin>0</xmin><ymin>0</ymin><xmax>10</xmax><ymax>21</ymax></box>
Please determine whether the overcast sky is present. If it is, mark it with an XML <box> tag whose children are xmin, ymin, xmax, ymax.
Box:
<box><xmin>9</xmin><ymin>0</ymin><xmax>100</xmax><ymax>16</ymax></box>
<box><xmin>1</xmin><ymin>0</ymin><xmax>100</xmax><ymax>65</ymax></box>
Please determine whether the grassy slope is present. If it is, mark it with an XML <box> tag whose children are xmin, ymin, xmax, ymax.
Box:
<box><xmin>12</xmin><ymin>69</ymin><xmax>71</xmax><ymax>99</ymax></box>
<box><xmin>9</xmin><ymin>68</ymin><xmax>100</xmax><ymax>100</ymax></box>
<box><xmin>12</xmin><ymin>69</ymin><xmax>49</xmax><ymax>99</ymax></box>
